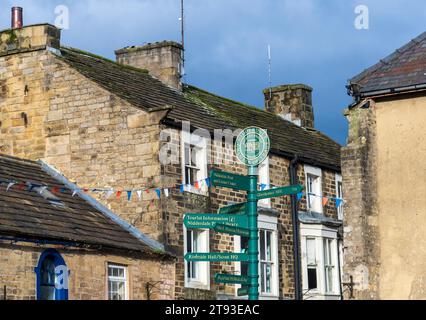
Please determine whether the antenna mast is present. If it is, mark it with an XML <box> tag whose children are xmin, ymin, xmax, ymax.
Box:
<box><xmin>180</xmin><ymin>0</ymin><xmax>185</xmax><ymax>77</ymax></box>
<box><xmin>268</xmin><ymin>45</ymin><xmax>272</xmax><ymax>106</ymax></box>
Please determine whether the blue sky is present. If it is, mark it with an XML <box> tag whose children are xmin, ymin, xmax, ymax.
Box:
<box><xmin>2</xmin><ymin>0</ymin><xmax>426</xmax><ymax>145</ymax></box>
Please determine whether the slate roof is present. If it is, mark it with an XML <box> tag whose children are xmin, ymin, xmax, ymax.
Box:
<box><xmin>57</xmin><ymin>47</ymin><xmax>341</xmax><ymax>170</ymax></box>
<box><xmin>0</xmin><ymin>154</ymin><xmax>169</xmax><ymax>257</ymax></box>
<box><xmin>349</xmin><ymin>31</ymin><xmax>426</xmax><ymax>97</ymax></box>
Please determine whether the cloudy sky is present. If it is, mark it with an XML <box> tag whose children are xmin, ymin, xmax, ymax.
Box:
<box><xmin>2</xmin><ymin>0</ymin><xmax>425</xmax><ymax>144</ymax></box>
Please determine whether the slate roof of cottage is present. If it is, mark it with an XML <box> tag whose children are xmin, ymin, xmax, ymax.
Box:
<box><xmin>349</xmin><ymin>31</ymin><xmax>426</xmax><ymax>97</ymax></box>
<box><xmin>57</xmin><ymin>47</ymin><xmax>341</xmax><ymax>170</ymax></box>
<box><xmin>0</xmin><ymin>154</ymin><xmax>170</xmax><ymax>257</ymax></box>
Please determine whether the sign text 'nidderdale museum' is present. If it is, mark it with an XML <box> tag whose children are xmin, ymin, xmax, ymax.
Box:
<box><xmin>0</xmin><ymin>20</ymin><xmax>342</xmax><ymax>300</ymax></box>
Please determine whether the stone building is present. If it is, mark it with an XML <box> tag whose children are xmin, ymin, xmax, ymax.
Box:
<box><xmin>0</xmin><ymin>22</ymin><xmax>342</xmax><ymax>300</ymax></box>
<box><xmin>0</xmin><ymin>154</ymin><xmax>175</xmax><ymax>300</ymax></box>
<box><xmin>343</xmin><ymin>31</ymin><xmax>426</xmax><ymax>300</ymax></box>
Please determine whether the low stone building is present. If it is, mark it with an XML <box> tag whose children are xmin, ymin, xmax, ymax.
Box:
<box><xmin>343</xmin><ymin>31</ymin><xmax>426</xmax><ymax>300</ymax></box>
<box><xmin>0</xmin><ymin>22</ymin><xmax>342</xmax><ymax>300</ymax></box>
<box><xmin>0</xmin><ymin>154</ymin><xmax>175</xmax><ymax>300</ymax></box>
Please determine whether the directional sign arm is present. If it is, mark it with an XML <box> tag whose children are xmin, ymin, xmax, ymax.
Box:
<box><xmin>256</xmin><ymin>184</ymin><xmax>304</xmax><ymax>200</ymax></box>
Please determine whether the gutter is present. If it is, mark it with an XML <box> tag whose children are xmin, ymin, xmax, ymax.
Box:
<box><xmin>161</xmin><ymin>118</ymin><xmax>342</xmax><ymax>172</ymax></box>
<box><xmin>38</xmin><ymin>160</ymin><xmax>167</xmax><ymax>254</ymax></box>
<box><xmin>289</xmin><ymin>155</ymin><xmax>303</xmax><ymax>300</ymax></box>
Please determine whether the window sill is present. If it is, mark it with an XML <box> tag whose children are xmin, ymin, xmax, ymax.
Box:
<box><xmin>183</xmin><ymin>186</ymin><xmax>209</xmax><ymax>197</ymax></box>
<box><xmin>185</xmin><ymin>282</ymin><xmax>210</xmax><ymax>291</ymax></box>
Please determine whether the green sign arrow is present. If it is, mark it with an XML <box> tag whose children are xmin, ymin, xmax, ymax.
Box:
<box><xmin>184</xmin><ymin>214</ymin><xmax>248</xmax><ymax>229</ymax></box>
<box><xmin>256</xmin><ymin>185</ymin><xmax>304</xmax><ymax>200</ymax></box>
<box><xmin>237</xmin><ymin>288</ymin><xmax>249</xmax><ymax>297</ymax></box>
<box><xmin>185</xmin><ymin>253</ymin><xmax>249</xmax><ymax>262</ymax></box>
<box><xmin>219</xmin><ymin>203</ymin><xmax>247</xmax><ymax>215</ymax></box>
<box><xmin>211</xmin><ymin>170</ymin><xmax>251</xmax><ymax>191</ymax></box>
<box><xmin>214</xmin><ymin>224</ymin><xmax>250</xmax><ymax>237</ymax></box>
<box><xmin>214</xmin><ymin>274</ymin><xmax>250</xmax><ymax>285</ymax></box>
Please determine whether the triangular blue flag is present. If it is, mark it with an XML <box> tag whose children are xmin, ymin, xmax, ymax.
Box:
<box><xmin>205</xmin><ymin>178</ymin><xmax>211</xmax><ymax>188</ymax></box>
<box><xmin>335</xmin><ymin>198</ymin><xmax>343</xmax><ymax>208</ymax></box>
<box><xmin>127</xmin><ymin>191</ymin><xmax>132</xmax><ymax>201</ymax></box>
<box><xmin>297</xmin><ymin>192</ymin><xmax>303</xmax><ymax>201</ymax></box>
<box><xmin>260</xmin><ymin>184</ymin><xmax>267</xmax><ymax>191</ymax></box>
<box><xmin>180</xmin><ymin>185</ymin><xmax>185</xmax><ymax>193</ymax></box>
<box><xmin>155</xmin><ymin>189</ymin><xmax>161</xmax><ymax>199</ymax></box>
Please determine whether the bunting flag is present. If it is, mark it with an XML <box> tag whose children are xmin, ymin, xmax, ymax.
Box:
<box><xmin>136</xmin><ymin>190</ymin><xmax>143</xmax><ymax>201</ymax></box>
<box><xmin>322</xmin><ymin>197</ymin><xmax>329</xmax><ymax>206</ymax></box>
<box><xmin>6</xmin><ymin>182</ymin><xmax>15</xmax><ymax>192</ymax></box>
<box><xmin>0</xmin><ymin>178</ymin><xmax>345</xmax><ymax>207</ymax></box>
<box><xmin>335</xmin><ymin>198</ymin><xmax>343</xmax><ymax>209</ymax></box>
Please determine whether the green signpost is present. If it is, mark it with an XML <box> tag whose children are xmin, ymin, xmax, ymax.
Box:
<box><xmin>185</xmin><ymin>253</ymin><xmax>249</xmax><ymax>262</ymax></box>
<box><xmin>214</xmin><ymin>224</ymin><xmax>250</xmax><ymax>238</ymax></box>
<box><xmin>256</xmin><ymin>185</ymin><xmax>304</xmax><ymax>200</ymax></box>
<box><xmin>237</xmin><ymin>288</ymin><xmax>249</xmax><ymax>297</ymax></box>
<box><xmin>183</xmin><ymin>127</ymin><xmax>304</xmax><ymax>301</ymax></box>
<box><xmin>184</xmin><ymin>214</ymin><xmax>248</xmax><ymax>229</ymax></box>
<box><xmin>219</xmin><ymin>202</ymin><xmax>247</xmax><ymax>215</ymax></box>
<box><xmin>211</xmin><ymin>170</ymin><xmax>251</xmax><ymax>191</ymax></box>
<box><xmin>214</xmin><ymin>274</ymin><xmax>250</xmax><ymax>285</ymax></box>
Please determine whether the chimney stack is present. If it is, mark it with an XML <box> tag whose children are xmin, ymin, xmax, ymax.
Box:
<box><xmin>264</xmin><ymin>84</ymin><xmax>315</xmax><ymax>128</ymax></box>
<box><xmin>11</xmin><ymin>7</ymin><xmax>23</xmax><ymax>29</ymax></box>
<box><xmin>115</xmin><ymin>41</ymin><xmax>183</xmax><ymax>91</ymax></box>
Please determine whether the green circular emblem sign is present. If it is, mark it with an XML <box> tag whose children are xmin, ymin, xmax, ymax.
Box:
<box><xmin>235</xmin><ymin>127</ymin><xmax>270</xmax><ymax>166</ymax></box>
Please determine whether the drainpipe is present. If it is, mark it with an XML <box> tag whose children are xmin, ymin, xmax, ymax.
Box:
<box><xmin>289</xmin><ymin>155</ymin><xmax>302</xmax><ymax>300</ymax></box>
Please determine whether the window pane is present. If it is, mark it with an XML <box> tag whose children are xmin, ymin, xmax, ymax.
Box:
<box><xmin>260</xmin><ymin>231</ymin><xmax>266</xmax><ymax>260</ymax></box>
<box><xmin>306</xmin><ymin>238</ymin><xmax>316</xmax><ymax>265</ymax></box>
<box><xmin>266</xmin><ymin>232</ymin><xmax>272</xmax><ymax>261</ymax></box>
<box><xmin>307</xmin><ymin>268</ymin><xmax>318</xmax><ymax>290</ymax></box>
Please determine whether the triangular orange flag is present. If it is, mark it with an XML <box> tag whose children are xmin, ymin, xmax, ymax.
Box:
<box><xmin>322</xmin><ymin>197</ymin><xmax>329</xmax><ymax>206</ymax></box>
<box><xmin>116</xmin><ymin>191</ymin><xmax>122</xmax><ymax>199</ymax></box>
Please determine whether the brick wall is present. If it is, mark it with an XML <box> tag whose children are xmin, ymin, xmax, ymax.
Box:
<box><xmin>160</xmin><ymin>127</ymin><xmax>341</xmax><ymax>299</ymax></box>
<box><xmin>0</xmin><ymin>243</ymin><xmax>175</xmax><ymax>300</ymax></box>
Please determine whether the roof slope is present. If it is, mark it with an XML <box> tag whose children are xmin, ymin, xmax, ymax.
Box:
<box><xmin>350</xmin><ymin>31</ymin><xmax>426</xmax><ymax>96</ymax></box>
<box><xmin>58</xmin><ymin>47</ymin><xmax>341</xmax><ymax>169</ymax></box>
<box><xmin>0</xmin><ymin>154</ymin><xmax>167</xmax><ymax>256</ymax></box>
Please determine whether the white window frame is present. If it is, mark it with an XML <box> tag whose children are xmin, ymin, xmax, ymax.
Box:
<box><xmin>234</xmin><ymin>215</ymin><xmax>279</xmax><ymax>300</ymax></box>
<box><xmin>335</xmin><ymin>174</ymin><xmax>343</xmax><ymax>220</ymax></box>
<box><xmin>304</xmin><ymin>165</ymin><xmax>323</xmax><ymax>214</ymax></box>
<box><xmin>258</xmin><ymin>158</ymin><xmax>271</xmax><ymax>208</ymax></box>
<box><xmin>300</xmin><ymin>224</ymin><xmax>340</xmax><ymax>300</ymax></box>
<box><xmin>181</xmin><ymin>131</ymin><xmax>208</xmax><ymax>195</ymax></box>
<box><xmin>107</xmin><ymin>264</ymin><xmax>128</xmax><ymax>301</ymax></box>
<box><xmin>183</xmin><ymin>222</ymin><xmax>210</xmax><ymax>290</ymax></box>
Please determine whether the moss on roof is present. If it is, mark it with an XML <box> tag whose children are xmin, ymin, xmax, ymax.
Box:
<box><xmin>57</xmin><ymin>47</ymin><xmax>341</xmax><ymax>170</ymax></box>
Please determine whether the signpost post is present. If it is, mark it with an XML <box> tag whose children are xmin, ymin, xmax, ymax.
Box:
<box><xmin>183</xmin><ymin>127</ymin><xmax>303</xmax><ymax>301</ymax></box>
<box><xmin>235</xmin><ymin>127</ymin><xmax>271</xmax><ymax>301</ymax></box>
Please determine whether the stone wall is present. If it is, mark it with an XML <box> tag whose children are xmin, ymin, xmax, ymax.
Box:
<box><xmin>341</xmin><ymin>101</ymin><xmax>380</xmax><ymax>300</ymax></box>
<box><xmin>0</xmin><ymin>48</ymin><xmax>167</xmax><ymax>243</ymax></box>
<box><xmin>0</xmin><ymin>243</ymin><xmax>175</xmax><ymax>300</ymax></box>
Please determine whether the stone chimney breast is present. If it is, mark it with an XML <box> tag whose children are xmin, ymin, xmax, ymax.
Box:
<box><xmin>264</xmin><ymin>84</ymin><xmax>315</xmax><ymax>128</ymax></box>
<box><xmin>115</xmin><ymin>41</ymin><xmax>183</xmax><ymax>91</ymax></box>
<box><xmin>0</xmin><ymin>24</ymin><xmax>60</xmax><ymax>56</ymax></box>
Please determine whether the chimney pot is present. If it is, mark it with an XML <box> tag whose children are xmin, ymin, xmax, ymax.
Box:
<box><xmin>11</xmin><ymin>7</ymin><xmax>23</xmax><ymax>29</ymax></box>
